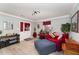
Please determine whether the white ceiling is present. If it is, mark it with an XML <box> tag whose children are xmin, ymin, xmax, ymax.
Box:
<box><xmin>0</xmin><ymin>3</ymin><xmax>75</xmax><ymax>20</ymax></box>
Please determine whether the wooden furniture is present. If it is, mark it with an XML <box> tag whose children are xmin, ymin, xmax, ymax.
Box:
<box><xmin>0</xmin><ymin>34</ymin><xmax>20</xmax><ymax>49</ymax></box>
<box><xmin>62</xmin><ymin>39</ymin><xmax>79</xmax><ymax>55</ymax></box>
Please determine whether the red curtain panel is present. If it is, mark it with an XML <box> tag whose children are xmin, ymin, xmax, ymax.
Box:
<box><xmin>25</xmin><ymin>23</ymin><xmax>27</xmax><ymax>27</ymax></box>
<box><xmin>20</xmin><ymin>22</ymin><xmax>24</xmax><ymax>32</ymax></box>
<box><xmin>43</xmin><ymin>21</ymin><xmax>51</xmax><ymax>25</ymax></box>
<box><xmin>25</xmin><ymin>23</ymin><xmax>30</xmax><ymax>27</ymax></box>
<box><xmin>28</xmin><ymin>23</ymin><xmax>30</xmax><ymax>27</ymax></box>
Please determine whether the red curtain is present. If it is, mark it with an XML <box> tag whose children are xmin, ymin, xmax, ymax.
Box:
<box><xmin>43</xmin><ymin>21</ymin><xmax>51</xmax><ymax>25</ymax></box>
<box><xmin>25</xmin><ymin>23</ymin><xmax>30</xmax><ymax>27</ymax></box>
<box><xmin>20</xmin><ymin>22</ymin><xmax>24</xmax><ymax>32</ymax></box>
<box><xmin>25</xmin><ymin>23</ymin><xmax>27</xmax><ymax>27</ymax></box>
<box><xmin>27</xmin><ymin>23</ymin><xmax>30</xmax><ymax>27</ymax></box>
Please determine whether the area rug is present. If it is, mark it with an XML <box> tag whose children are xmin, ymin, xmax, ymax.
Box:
<box><xmin>24</xmin><ymin>38</ymin><xmax>33</xmax><ymax>41</ymax></box>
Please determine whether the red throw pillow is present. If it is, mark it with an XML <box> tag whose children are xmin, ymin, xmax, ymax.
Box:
<box><xmin>53</xmin><ymin>32</ymin><xmax>59</xmax><ymax>37</ymax></box>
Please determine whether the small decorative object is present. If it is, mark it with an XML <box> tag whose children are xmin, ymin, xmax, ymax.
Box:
<box><xmin>3</xmin><ymin>21</ymin><xmax>8</xmax><ymax>30</ymax></box>
<box><xmin>71</xmin><ymin>10</ymin><xmax>79</xmax><ymax>32</ymax></box>
<box><xmin>34</xmin><ymin>27</ymin><xmax>36</xmax><ymax>32</ymax></box>
<box><xmin>0</xmin><ymin>30</ymin><xmax>2</xmax><ymax>34</ymax></box>
<box><xmin>37</xmin><ymin>24</ymin><xmax>40</xmax><ymax>29</ymax></box>
<box><xmin>6</xmin><ymin>33</ymin><xmax>12</xmax><ymax>36</ymax></box>
<box><xmin>11</xmin><ymin>24</ymin><xmax>13</xmax><ymax>30</ymax></box>
<box><xmin>40</xmin><ymin>29</ymin><xmax>43</xmax><ymax>33</ymax></box>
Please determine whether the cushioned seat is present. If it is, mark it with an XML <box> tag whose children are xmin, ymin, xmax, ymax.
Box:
<box><xmin>34</xmin><ymin>39</ymin><xmax>56</xmax><ymax>55</ymax></box>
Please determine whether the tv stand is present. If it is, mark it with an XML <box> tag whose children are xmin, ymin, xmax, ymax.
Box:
<box><xmin>0</xmin><ymin>34</ymin><xmax>20</xmax><ymax>49</ymax></box>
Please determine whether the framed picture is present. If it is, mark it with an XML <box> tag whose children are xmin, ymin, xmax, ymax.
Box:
<box><xmin>71</xmin><ymin>10</ymin><xmax>79</xmax><ymax>32</ymax></box>
<box><xmin>3</xmin><ymin>21</ymin><xmax>8</xmax><ymax>30</ymax></box>
<box><xmin>3</xmin><ymin>21</ymin><xmax>14</xmax><ymax>30</ymax></box>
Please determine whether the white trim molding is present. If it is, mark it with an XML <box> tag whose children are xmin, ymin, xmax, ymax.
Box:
<box><xmin>0</xmin><ymin>11</ymin><xmax>33</xmax><ymax>22</ymax></box>
<box><xmin>0</xmin><ymin>11</ymin><xmax>70</xmax><ymax>22</ymax></box>
<box><xmin>35</xmin><ymin>15</ymin><xmax>70</xmax><ymax>22</ymax></box>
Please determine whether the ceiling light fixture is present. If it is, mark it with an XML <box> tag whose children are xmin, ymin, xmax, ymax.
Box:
<box><xmin>32</xmin><ymin>8</ymin><xmax>40</xmax><ymax>16</ymax></box>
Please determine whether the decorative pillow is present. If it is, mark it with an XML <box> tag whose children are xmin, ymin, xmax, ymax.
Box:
<box><xmin>58</xmin><ymin>34</ymin><xmax>63</xmax><ymax>40</ymax></box>
<box><xmin>49</xmin><ymin>33</ymin><xmax>56</xmax><ymax>38</ymax></box>
<box><xmin>53</xmin><ymin>32</ymin><xmax>59</xmax><ymax>36</ymax></box>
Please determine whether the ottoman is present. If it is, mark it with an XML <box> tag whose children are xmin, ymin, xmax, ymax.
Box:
<box><xmin>34</xmin><ymin>39</ymin><xmax>56</xmax><ymax>55</ymax></box>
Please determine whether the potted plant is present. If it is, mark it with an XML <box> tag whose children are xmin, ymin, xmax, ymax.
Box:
<box><xmin>61</xmin><ymin>23</ymin><xmax>71</xmax><ymax>39</ymax></box>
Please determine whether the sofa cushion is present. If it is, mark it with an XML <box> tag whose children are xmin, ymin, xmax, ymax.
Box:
<box><xmin>35</xmin><ymin>39</ymin><xmax>55</xmax><ymax>49</ymax></box>
<box><xmin>45</xmin><ymin>34</ymin><xmax>58</xmax><ymax>41</ymax></box>
<box><xmin>49</xmin><ymin>33</ymin><xmax>56</xmax><ymax>38</ymax></box>
<box><xmin>53</xmin><ymin>32</ymin><xmax>59</xmax><ymax>37</ymax></box>
<box><xmin>58</xmin><ymin>34</ymin><xmax>63</xmax><ymax>40</ymax></box>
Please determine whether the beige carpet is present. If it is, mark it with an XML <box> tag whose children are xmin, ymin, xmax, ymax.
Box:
<box><xmin>0</xmin><ymin>39</ymin><xmax>63</xmax><ymax>55</ymax></box>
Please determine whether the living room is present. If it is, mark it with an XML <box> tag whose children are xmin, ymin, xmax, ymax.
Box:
<box><xmin>0</xmin><ymin>3</ymin><xmax>79</xmax><ymax>55</ymax></box>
